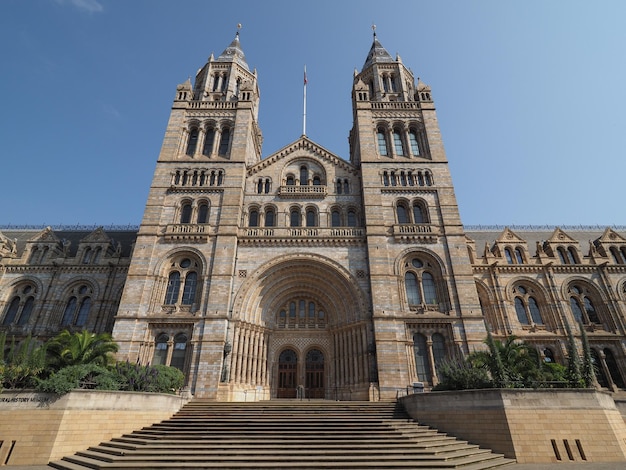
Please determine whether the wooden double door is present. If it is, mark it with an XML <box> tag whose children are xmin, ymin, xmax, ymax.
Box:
<box><xmin>277</xmin><ymin>348</ymin><xmax>325</xmax><ymax>399</ymax></box>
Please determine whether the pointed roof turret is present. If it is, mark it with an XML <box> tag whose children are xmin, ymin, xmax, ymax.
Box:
<box><xmin>362</xmin><ymin>27</ymin><xmax>394</xmax><ymax>70</ymax></box>
<box><xmin>216</xmin><ymin>25</ymin><xmax>249</xmax><ymax>71</ymax></box>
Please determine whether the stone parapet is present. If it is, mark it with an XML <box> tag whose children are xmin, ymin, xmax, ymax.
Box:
<box><xmin>400</xmin><ymin>389</ymin><xmax>626</xmax><ymax>464</ymax></box>
<box><xmin>0</xmin><ymin>390</ymin><xmax>189</xmax><ymax>466</ymax></box>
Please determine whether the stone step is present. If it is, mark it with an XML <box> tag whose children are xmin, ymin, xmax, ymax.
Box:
<box><xmin>48</xmin><ymin>400</ymin><xmax>516</xmax><ymax>470</ymax></box>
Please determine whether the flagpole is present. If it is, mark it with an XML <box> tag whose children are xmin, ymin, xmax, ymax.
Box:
<box><xmin>303</xmin><ymin>65</ymin><xmax>307</xmax><ymax>136</ymax></box>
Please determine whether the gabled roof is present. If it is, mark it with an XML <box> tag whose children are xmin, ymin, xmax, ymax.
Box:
<box><xmin>495</xmin><ymin>227</ymin><xmax>527</xmax><ymax>244</ymax></box>
<box><xmin>248</xmin><ymin>135</ymin><xmax>358</xmax><ymax>176</ymax></box>
<box><xmin>598</xmin><ymin>227</ymin><xmax>626</xmax><ymax>244</ymax></box>
<box><xmin>547</xmin><ymin>227</ymin><xmax>579</xmax><ymax>244</ymax></box>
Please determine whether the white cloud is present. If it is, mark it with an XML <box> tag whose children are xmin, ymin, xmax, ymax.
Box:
<box><xmin>55</xmin><ymin>0</ymin><xmax>104</xmax><ymax>13</ymax></box>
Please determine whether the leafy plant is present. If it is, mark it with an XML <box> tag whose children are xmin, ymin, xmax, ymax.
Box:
<box><xmin>46</xmin><ymin>330</ymin><xmax>119</xmax><ymax>371</ymax></box>
<box><xmin>113</xmin><ymin>361</ymin><xmax>184</xmax><ymax>394</ymax></box>
<box><xmin>564</xmin><ymin>321</ymin><xmax>584</xmax><ymax>388</ymax></box>
<box><xmin>433</xmin><ymin>358</ymin><xmax>492</xmax><ymax>391</ymax></box>
<box><xmin>0</xmin><ymin>333</ymin><xmax>47</xmax><ymax>389</ymax></box>
<box><xmin>36</xmin><ymin>364</ymin><xmax>120</xmax><ymax>394</ymax></box>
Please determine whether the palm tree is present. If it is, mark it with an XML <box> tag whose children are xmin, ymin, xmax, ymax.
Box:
<box><xmin>469</xmin><ymin>335</ymin><xmax>545</xmax><ymax>387</ymax></box>
<box><xmin>47</xmin><ymin>330</ymin><xmax>119</xmax><ymax>371</ymax></box>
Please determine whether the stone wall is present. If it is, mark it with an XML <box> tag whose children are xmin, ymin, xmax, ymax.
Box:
<box><xmin>0</xmin><ymin>390</ymin><xmax>188</xmax><ymax>466</ymax></box>
<box><xmin>400</xmin><ymin>389</ymin><xmax>626</xmax><ymax>464</ymax></box>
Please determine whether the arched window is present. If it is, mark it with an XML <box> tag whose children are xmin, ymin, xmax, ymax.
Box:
<box><xmin>153</xmin><ymin>333</ymin><xmax>169</xmax><ymax>366</ymax></box>
<box><xmin>343</xmin><ymin>180</ymin><xmax>350</xmax><ymax>194</ymax></box>
<box><xmin>504</xmin><ymin>248</ymin><xmax>514</xmax><ymax>264</ymax></box>
<box><xmin>60</xmin><ymin>285</ymin><xmax>92</xmax><ymax>327</ymax></box>
<box><xmin>306</xmin><ymin>208</ymin><xmax>316</xmax><ymax>227</ymax></box>
<box><xmin>413</xmin><ymin>333</ymin><xmax>432</xmax><ymax>382</ymax></box>
<box><xmin>313</xmin><ymin>175</ymin><xmax>321</xmax><ymax>186</ymax></box>
<box><xmin>2</xmin><ymin>297</ymin><xmax>20</xmax><ymax>325</ymax></box>
<box><xmin>286</xmin><ymin>175</ymin><xmax>295</xmax><ymax>186</ymax></box>
<box><xmin>186</xmin><ymin>128</ymin><xmax>198</xmax><ymax>156</ymax></box>
<box><xmin>377</xmin><ymin>128</ymin><xmax>388</xmax><ymax>156</ymax></box>
<box><xmin>383</xmin><ymin>171</ymin><xmax>390</xmax><ymax>186</ymax></box>
<box><xmin>396</xmin><ymin>203</ymin><xmax>409</xmax><ymax>224</ymax></box>
<box><xmin>412</xmin><ymin>202</ymin><xmax>427</xmax><ymax>224</ymax></box>
<box><xmin>249</xmin><ymin>209</ymin><xmax>259</xmax><ymax>227</ymax></box>
<box><xmin>515</xmin><ymin>248</ymin><xmax>524</xmax><ymax>264</ymax></box>
<box><xmin>197</xmin><ymin>202</ymin><xmax>209</xmax><ymax>224</ymax></box>
<box><xmin>180</xmin><ymin>202</ymin><xmax>192</xmax><ymax>224</ymax></box>
<box><xmin>569</xmin><ymin>284</ymin><xmax>600</xmax><ymax>324</ymax></box>
<box><xmin>164</xmin><ymin>272</ymin><xmax>181</xmax><ymax>305</ymax></box>
<box><xmin>392</xmin><ymin>129</ymin><xmax>404</xmax><ymax>156</ymax></box>
<box><xmin>170</xmin><ymin>333</ymin><xmax>188</xmax><ymax>371</ymax></box>
<box><xmin>405</xmin><ymin>272</ymin><xmax>421</xmax><ymax>305</ymax></box>
<box><xmin>409</xmin><ymin>130</ymin><xmax>420</xmax><ymax>156</ymax></box>
<box><xmin>432</xmin><ymin>333</ymin><xmax>446</xmax><ymax>375</ymax></box>
<box><xmin>347</xmin><ymin>210</ymin><xmax>357</xmax><ymax>227</ymax></box>
<box><xmin>513</xmin><ymin>285</ymin><xmax>543</xmax><ymax>325</ymax></box>
<box><xmin>164</xmin><ymin>258</ymin><xmax>200</xmax><ymax>308</ymax></box>
<box><xmin>75</xmin><ymin>297</ymin><xmax>91</xmax><ymax>327</ymax></box>
<box><xmin>331</xmin><ymin>210</ymin><xmax>341</xmax><ymax>227</ymax></box>
<box><xmin>92</xmin><ymin>247</ymin><xmax>102</xmax><ymax>264</ymax></box>
<box><xmin>218</xmin><ymin>127</ymin><xmax>231</xmax><ymax>156</ymax></box>
<box><xmin>202</xmin><ymin>128</ymin><xmax>216</xmax><ymax>155</ymax></box>
<box><xmin>610</xmin><ymin>247</ymin><xmax>623</xmax><ymax>264</ymax></box>
<box><xmin>543</xmin><ymin>348</ymin><xmax>555</xmax><ymax>363</ymax></box>
<box><xmin>265</xmin><ymin>208</ymin><xmax>275</xmax><ymax>227</ymax></box>
<box><xmin>83</xmin><ymin>247</ymin><xmax>92</xmax><ymax>264</ymax></box>
<box><xmin>290</xmin><ymin>208</ymin><xmax>301</xmax><ymax>227</ymax></box>
<box><xmin>405</xmin><ymin>258</ymin><xmax>441</xmax><ymax>309</ymax></box>
<box><xmin>422</xmin><ymin>272</ymin><xmax>437</xmax><ymax>305</ymax></box>
<box><xmin>557</xmin><ymin>246</ymin><xmax>577</xmax><ymax>264</ymax></box>
<box><xmin>336</xmin><ymin>179</ymin><xmax>342</xmax><ymax>194</ymax></box>
<box><xmin>61</xmin><ymin>297</ymin><xmax>77</xmax><ymax>326</ymax></box>
<box><xmin>567</xmin><ymin>247</ymin><xmax>578</xmax><ymax>264</ymax></box>
<box><xmin>300</xmin><ymin>166</ymin><xmax>309</xmax><ymax>185</ymax></box>
<box><xmin>604</xmin><ymin>348</ymin><xmax>625</xmax><ymax>388</ymax></box>
<box><xmin>515</xmin><ymin>297</ymin><xmax>529</xmax><ymax>325</ymax></box>
<box><xmin>181</xmin><ymin>272</ymin><xmax>197</xmax><ymax>305</ymax></box>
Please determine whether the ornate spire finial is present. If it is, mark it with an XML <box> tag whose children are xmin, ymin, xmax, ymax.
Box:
<box><xmin>372</xmin><ymin>23</ymin><xmax>376</xmax><ymax>38</ymax></box>
<box><xmin>236</xmin><ymin>23</ymin><xmax>242</xmax><ymax>37</ymax></box>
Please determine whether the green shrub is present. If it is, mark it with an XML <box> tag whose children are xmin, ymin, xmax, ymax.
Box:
<box><xmin>113</xmin><ymin>361</ymin><xmax>184</xmax><ymax>394</ymax></box>
<box><xmin>36</xmin><ymin>364</ymin><xmax>121</xmax><ymax>394</ymax></box>
<box><xmin>0</xmin><ymin>333</ymin><xmax>47</xmax><ymax>389</ymax></box>
<box><xmin>432</xmin><ymin>358</ymin><xmax>492</xmax><ymax>391</ymax></box>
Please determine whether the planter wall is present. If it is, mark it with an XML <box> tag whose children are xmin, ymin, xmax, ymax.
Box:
<box><xmin>400</xmin><ymin>388</ymin><xmax>626</xmax><ymax>464</ymax></box>
<box><xmin>0</xmin><ymin>390</ymin><xmax>189</xmax><ymax>466</ymax></box>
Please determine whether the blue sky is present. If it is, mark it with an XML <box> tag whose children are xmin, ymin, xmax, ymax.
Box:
<box><xmin>1</xmin><ymin>0</ymin><xmax>625</xmax><ymax>227</ymax></box>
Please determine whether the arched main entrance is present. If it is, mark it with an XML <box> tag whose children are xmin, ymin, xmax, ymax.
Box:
<box><xmin>227</xmin><ymin>254</ymin><xmax>374</xmax><ymax>401</ymax></box>
<box><xmin>306</xmin><ymin>349</ymin><xmax>324</xmax><ymax>398</ymax></box>
<box><xmin>277</xmin><ymin>349</ymin><xmax>298</xmax><ymax>398</ymax></box>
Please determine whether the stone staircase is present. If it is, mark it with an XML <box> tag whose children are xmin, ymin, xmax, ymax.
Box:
<box><xmin>48</xmin><ymin>400</ymin><xmax>515</xmax><ymax>469</ymax></box>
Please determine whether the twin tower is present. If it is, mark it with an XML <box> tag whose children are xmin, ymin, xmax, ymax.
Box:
<box><xmin>112</xmin><ymin>31</ymin><xmax>483</xmax><ymax>400</ymax></box>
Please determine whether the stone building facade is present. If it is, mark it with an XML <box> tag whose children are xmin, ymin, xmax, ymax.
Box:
<box><xmin>1</xmin><ymin>32</ymin><xmax>626</xmax><ymax>400</ymax></box>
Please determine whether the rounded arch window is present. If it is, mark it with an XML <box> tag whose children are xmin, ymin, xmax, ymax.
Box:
<box><xmin>61</xmin><ymin>284</ymin><xmax>93</xmax><ymax>327</ymax></box>
<box><xmin>568</xmin><ymin>283</ymin><xmax>600</xmax><ymax>324</ymax></box>
<box><xmin>153</xmin><ymin>333</ymin><xmax>169</xmax><ymax>365</ymax></box>
<box><xmin>3</xmin><ymin>283</ymin><xmax>38</xmax><ymax>327</ymax></box>
<box><xmin>290</xmin><ymin>208</ymin><xmax>301</xmax><ymax>227</ymax></box>
<box><xmin>197</xmin><ymin>202</ymin><xmax>209</xmax><ymax>224</ymax></box>
<box><xmin>264</xmin><ymin>207</ymin><xmax>276</xmax><ymax>227</ymax></box>
<box><xmin>180</xmin><ymin>201</ymin><xmax>193</xmax><ymax>224</ymax></box>
<box><xmin>164</xmin><ymin>257</ymin><xmax>201</xmax><ymax>307</ymax></box>
<box><xmin>512</xmin><ymin>284</ymin><xmax>543</xmax><ymax>325</ymax></box>
<box><xmin>404</xmin><ymin>257</ymin><xmax>442</xmax><ymax>309</ymax></box>
<box><xmin>186</xmin><ymin>128</ymin><xmax>199</xmax><ymax>156</ymax></box>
